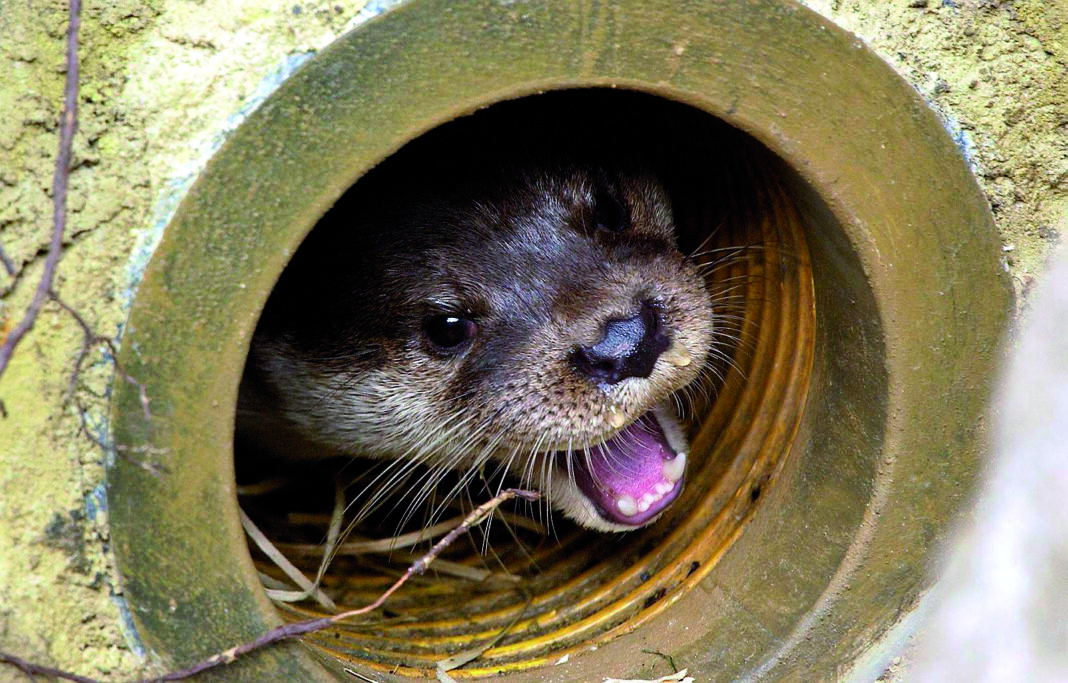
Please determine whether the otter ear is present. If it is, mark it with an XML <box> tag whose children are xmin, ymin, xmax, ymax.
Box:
<box><xmin>592</xmin><ymin>185</ymin><xmax>629</xmax><ymax>233</ymax></box>
<box><xmin>620</xmin><ymin>174</ymin><xmax>677</xmax><ymax>242</ymax></box>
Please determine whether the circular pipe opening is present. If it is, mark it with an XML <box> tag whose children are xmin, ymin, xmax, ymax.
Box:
<box><xmin>233</xmin><ymin>90</ymin><xmax>815</xmax><ymax>677</ymax></box>
<box><xmin>108</xmin><ymin>2</ymin><xmax>1011</xmax><ymax>680</ymax></box>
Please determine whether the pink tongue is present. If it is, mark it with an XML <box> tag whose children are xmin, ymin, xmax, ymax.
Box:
<box><xmin>569</xmin><ymin>413</ymin><xmax>684</xmax><ymax>526</ymax></box>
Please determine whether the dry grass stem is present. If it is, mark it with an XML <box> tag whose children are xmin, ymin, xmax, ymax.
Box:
<box><xmin>240</xmin><ymin>509</ymin><xmax>337</xmax><ymax>611</ymax></box>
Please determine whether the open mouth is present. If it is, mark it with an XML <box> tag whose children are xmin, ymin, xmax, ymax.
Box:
<box><xmin>562</xmin><ymin>405</ymin><xmax>688</xmax><ymax>527</ymax></box>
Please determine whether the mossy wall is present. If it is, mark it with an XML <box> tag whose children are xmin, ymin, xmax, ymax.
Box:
<box><xmin>804</xmin><ymin>0</ymin><xmax>1067</xmax><ymax>303</ymax></box>
<box><xmin>0</xmin><ymin>1</ymin><xmax>1063</xmax><ymax>679</ymax></box>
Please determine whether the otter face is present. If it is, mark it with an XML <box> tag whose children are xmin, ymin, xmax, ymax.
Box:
<box><xmin>241</xmin><ymin>160</ymin><xmax>714</xmax><ymax>532</ymax></box>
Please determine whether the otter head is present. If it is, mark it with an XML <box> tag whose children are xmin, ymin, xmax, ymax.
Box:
<box><xmin>242</xmin><ymin>154</ymin><xmax>714</xmax><ymax>532</ymax></box>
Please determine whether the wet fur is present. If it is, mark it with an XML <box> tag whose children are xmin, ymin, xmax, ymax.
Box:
<box><xmin>237</xmin><ymin>119</ymin><xmax>717</xmax><ymax>531</ymax></box>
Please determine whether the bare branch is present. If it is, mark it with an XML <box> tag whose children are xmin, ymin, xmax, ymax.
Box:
<box><xmin>50</xmin><ymin>292</ymin><xmax>161</xmax><ymax>474</ymax></box>
<box><xmin>143</xmin><ymin>488</ymin><xmax>539</xmax><ymax>682</ymax></box>
<box><xmin>0</xmin><ymin>0</ymin><xmax>81</xmax><ymax>380</ymax></box>
<box><xmin>326</xmin><ymin>488</ymin><xmax>538</xmax><ymax>623</ymax></box>
<box><xmin>51</xmin><ymin>293</ymin><xmax>151</xmax><ymax>421</ymax></box>
<box><xmin>0</xmin><ymin>10</ymin><xmax>539</xmax><ymax>683</ymax></box>
<box><xmin>0</xmin><ymin>244</ymin><xmax>15</xmax><ymax>278</ymax></box>
<box><xmin>0</xmin><ymin>488</ymin><xmax>539</xmax><ymax>683</ymax></box>
<box><xmin>0</xmin><ymin>650</ymin><xmax>102</xmax><ymax>683</ymax></box>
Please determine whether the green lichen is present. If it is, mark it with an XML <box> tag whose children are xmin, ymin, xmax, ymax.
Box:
<box><xmin>1</xmin><ymin>0</ymin><xmax>1065</xmax><ymax>679</ymax></box>
<box><xmin>805</xmin><ymin>0</ymin><xmax>1068</xmax><ymax>309</ymax></box>
<box><xmin>0</xmin><ymin>0</ymin><xmax>163</xmax><ymax>672</ymax></box>
<box><xmin>0</xmin><ymin>0</ymin><xmax>370</xmax><ymax>678</ymax></box>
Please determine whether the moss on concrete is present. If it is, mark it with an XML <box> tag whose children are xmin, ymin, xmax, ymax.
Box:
<box><xmin>799</xmin><ymin>6</ymin><xmax>1068</xmax><ymax>676</ymax></box>
<box><xmin>804</xmin><ymin>0</ymin><xmax>1068</xmax><ymax>308</ymax></box>
<box><xmin>0</xmin><ymin>0</ymin><xmax>1064</xmax><ymax>680</ymax></box>
<box><xmin>0</xmin><ymin>1</ymin><xmax>162</xmax><ymax>676</ymax></box>
<box><xmin>0</xmin><ymin>0</ymin><xmax>369</xmax><ymax>679</ymax></box>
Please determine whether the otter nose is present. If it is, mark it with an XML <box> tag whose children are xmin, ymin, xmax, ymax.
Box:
<box><xmin>571</xmin><ymin>300</ymin><xmax>671</xmax><ymax>385</ymax></box>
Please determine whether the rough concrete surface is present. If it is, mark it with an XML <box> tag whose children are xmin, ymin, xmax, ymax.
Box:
<box><xmin>803</xmin><ymin>0</ymin><xmax>1067</xmax><ymax>308</ymax></box>
<box><xmin>0</xmin><ymin>1</ymin><xmax>373</xmax><ymax>679</ymax></box>
<box><xmin>799</xmin><ymin>3</ymin><xmax>1068</xmax><ymax>679</ymax></box>
<box><xmin>0</xmin><ymin>0</ymin><xmax>1064</xmax><ymax>680</ymax></box>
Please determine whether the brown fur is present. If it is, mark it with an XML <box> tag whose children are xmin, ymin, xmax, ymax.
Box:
<box><xmin>237</xmin><ymin>112</ymin><xmax>714</xmax><ymax>531</ymax></box>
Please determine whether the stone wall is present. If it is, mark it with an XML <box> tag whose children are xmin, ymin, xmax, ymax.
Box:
<box><xmin>0</xmin><ymin>1</ymin><xmax>1063</xmax><ymax>678</ymax></box>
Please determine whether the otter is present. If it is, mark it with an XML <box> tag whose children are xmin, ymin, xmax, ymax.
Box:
<box><xmin>236</xmin><ymin>114</ymin><xmax>715</xmax><ymax>533</ymax></box>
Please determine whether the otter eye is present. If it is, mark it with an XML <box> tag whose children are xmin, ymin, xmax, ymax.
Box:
<box><xmin>593</xmin><ymin>187</ymin><xmax>628</xmax><ymax>233</ymax></box>
<box><xmin>423</xmin><ymin>314</ymin><xmax>477</xmax><ymax>351</ymax></box>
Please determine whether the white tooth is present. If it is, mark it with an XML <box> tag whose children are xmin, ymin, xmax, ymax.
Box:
<box><xmin>664</xmin><ymin>344</ymin><xmax>692</xmax><ymax>367</ymax></box>
<box><xmin>662</xmin><ymin>452</ymin><xmax>687</xmax><ymax>483</ymax></box>
<box><xmin>655</xmin><ymin>481</ymin><xmax>673</xmax><ymax>496</ymax></box>
<box><xmin>638</xmin><ymin>497</ymin><xmax>651</xmax><ymax>513</ymax></box>
<box><xmin>610</xmin><ymin>410</ymin><xmax>627</xmax><ymax>429</ymax></box>
<box><xmin>616</xmin><ymin>495</ymin><xmax>638</xmax><ymax>517</ymax></box>
<box><xmin>653</xmin><ymin>403</ymin><xmax>689</xmax><ymax>454</ymax></box>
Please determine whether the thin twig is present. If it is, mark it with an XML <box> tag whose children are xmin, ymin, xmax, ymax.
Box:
<box><xmin>0</xmin><ymin>244</ymin><xmax>16</xmax><ymax>278</ymax></box>
<box><xmin>52</xmin><ymin>293</ymin><xmax>151</xmax><ymax>421</ymax></box>
<box><xmin>0</xmin><ymin>488</ymin><xmax>539</xmax><ymax>683</ymax></box>
<box><xmin>148</xmin><ymin>488</ymin><xmax>539</xmax><ymax>682</ymax></box>
<box><xmin>241</xmin><ymin>509</ymin><xmax>337</xmax><ymax>611</ymax></box>
<box><xmin>51</xmin><ymin>292</ymin><xmax>160</xmax><ymax>474</ymax></box>
<box><xmin>273</xmin><ymin>514</ymin><xmax>470</xmax><ymax>558</ymax></box>
<box><xmin>0</xmin><ymin>651</ymin><xmax>101</xmax><ymax>683</ymax></box>
<box><xmin>325</xmin><ymin>488</ymin><xmax>537</xmax><ymax>622</ymax></box>
<box><xmin>0</xmin><ymin>0</ymin><xmax>80</xmax><ymax>381</ymax></box>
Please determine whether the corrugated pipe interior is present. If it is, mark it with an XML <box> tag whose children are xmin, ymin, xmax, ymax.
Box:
<box><xmin>108</xmin><ymin>1</ymin><xmax>1011</xmax><ymax>680</ymax></box>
